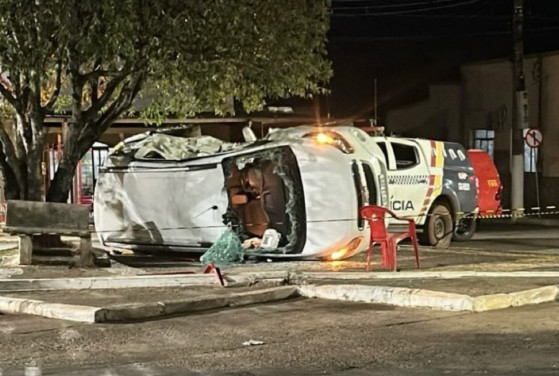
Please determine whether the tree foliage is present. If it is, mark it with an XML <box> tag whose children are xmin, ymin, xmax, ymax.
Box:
<box><xmin>0</xmin><ymin>0</ymin><xmax>331</xmax><ymax>202</ymax></box>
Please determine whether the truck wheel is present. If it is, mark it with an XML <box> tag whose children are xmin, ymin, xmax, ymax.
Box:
<box><xmin>452</xmin><ymin>217</ymin><xmax>477</xmax><ymax>242</ymax></box>
<box><xmin>419</xmin><ymin>204</ymin><xmax>453</xmax><ymax>248</ymax></box>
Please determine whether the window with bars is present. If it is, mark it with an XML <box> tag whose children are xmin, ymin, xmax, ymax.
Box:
<box><xmin>473</xmin><ymin>129</ymin><xmax>495</xmax><ymax>158</ymax></box>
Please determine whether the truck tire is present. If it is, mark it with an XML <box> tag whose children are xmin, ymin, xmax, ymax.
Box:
<box><xmin>452</xmin><ymin>217</ymin><xmax>477</xmax><ymax>242</ymax></box>
<box><xmin>419</xmin><ymin>204</ymin><xmax>453</xmax><ymax>248</ymax></box>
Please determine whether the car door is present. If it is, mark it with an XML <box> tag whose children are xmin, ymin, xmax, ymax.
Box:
<box><xmin>383</xmin><ymin>140</ymin><xmax>430</xmax><ymax>221</ymax></box>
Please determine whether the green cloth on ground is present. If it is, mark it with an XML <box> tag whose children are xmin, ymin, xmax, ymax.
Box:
<box><xmin>200</xmin><ymin>230</ymin><xmax>244</xmax><ymax>266</ymax></box>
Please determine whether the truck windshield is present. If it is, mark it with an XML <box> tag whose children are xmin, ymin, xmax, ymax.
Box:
<box><xmin>376</xmin><ymin>142</ymin><xmax>389</xmax><ymax>164</ymax></box>
<box><xmin>351</xmin><ymin>161</ymin><xmax>365</xmax><ymax>230</ymax></box>
<box><xmin>362</xmin><ymin>162</ymin><xmax>377</xmax><ymax>205</ymax></box>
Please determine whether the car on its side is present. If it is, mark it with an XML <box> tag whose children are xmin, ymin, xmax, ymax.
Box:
<box><xmin>94</xmin><ymin>125</ymin><xmax>479</xmax><ymax>262</ymax></box>
<box><xmin>93</xmin><ymin>129</ymin><xmax>372</xmax><ymax>261</ymax></box>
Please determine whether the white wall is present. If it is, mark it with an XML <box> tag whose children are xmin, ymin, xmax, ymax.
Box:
<box><xmin>461</xmin><ymin>54</ymin><xmax>559</xmax><ymax>177</ymax></box>
<box><xmin>461</xmin><ymin>60</ymin><xmax>512</xmax><ymax>152</ymax></box>
<box><xmin>541</xmin><ymin>54</ymin><xmax>559</xmax><ymax>177</ymax></box>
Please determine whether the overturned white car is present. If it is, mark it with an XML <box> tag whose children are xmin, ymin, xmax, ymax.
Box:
<box><xmin>94</xmin><ymin>124</ymin><xmax>477</xmax><ymax>261</ymax></box>
<box><xmin>94</xmin><ymin>127</ymin><xmax>373</xmax><ymax>260</ymax></box>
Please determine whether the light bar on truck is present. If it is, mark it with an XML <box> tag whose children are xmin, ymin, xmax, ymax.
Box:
<box><xmin>303</xmin><ymin>131</ymin><xmax>355</xmax><ymax>154</ymax></box>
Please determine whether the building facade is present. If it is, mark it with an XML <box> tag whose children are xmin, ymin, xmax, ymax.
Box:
<box><xmin>385</xmin><ymin>51</ymin><xmax>559</xmax><ymax>209</ymax></box>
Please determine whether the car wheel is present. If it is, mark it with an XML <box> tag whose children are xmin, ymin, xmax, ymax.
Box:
<box><xmin>452</xmin><ymin>217</ymin><xmax>477</xmax><ymax>241</ymax></box>
<box><xmin>419</xmin><ymin>204</ymin><xmax>453</xmax><ymax>248</ymax></box>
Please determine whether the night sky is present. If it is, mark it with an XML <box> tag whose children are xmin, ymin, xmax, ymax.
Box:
<box><xmin>325</xmin><ymin>0</ymin><xmax>559</xmax><ymax>119</ymax></box>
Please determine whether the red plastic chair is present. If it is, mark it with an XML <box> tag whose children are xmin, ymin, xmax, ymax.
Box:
<box><xmin>360</xmin><ymin>205</ymin><xmax>420</xmax><ymax>271</ymax></box>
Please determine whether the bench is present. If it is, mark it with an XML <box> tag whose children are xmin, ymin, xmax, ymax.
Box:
<box><xmin>3</xmin><ymin>200</ymin><xmax>93</xmax><ymax>267</ymax></box>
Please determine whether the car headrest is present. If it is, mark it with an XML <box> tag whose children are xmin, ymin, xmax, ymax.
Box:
<box><xmin>246</xmin><ymin>168</ymin><xmax>263</xmax><ymax>192</ymax></box>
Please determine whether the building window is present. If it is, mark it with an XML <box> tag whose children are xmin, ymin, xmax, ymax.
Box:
<box><xmin>473</xmin><ymin>129</ymin><xmax>495</xmax><ymax>158</ymax></box>
<box><xmin>523</xmin><ymin>129</ymin><xmax>538</xmax><ymax>173</ymax></box>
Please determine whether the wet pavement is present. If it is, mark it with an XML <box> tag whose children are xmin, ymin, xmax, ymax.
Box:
<box><xmin>0</xmin><ymin>299</ymin><xmax>558</xmax><ymax>375</ymax></box>
<box><xmin>1</xmin><ymin>222</ymin><xmax>559</xmax><ymax>375</ymax></box>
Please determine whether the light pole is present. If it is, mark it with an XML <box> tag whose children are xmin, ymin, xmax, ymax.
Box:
<box><xmin>511</xmin><ymin>0</ymin><xmax>528</xmax><ymax>216</ymax></box>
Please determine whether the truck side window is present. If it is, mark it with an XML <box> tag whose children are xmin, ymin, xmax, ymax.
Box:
<box><xmin>392</xmin><ymin>143</ymin><xmax>419</xmax><ymax>169</ymax></box>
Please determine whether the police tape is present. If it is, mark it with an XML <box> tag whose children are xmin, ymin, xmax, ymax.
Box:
<box><xmin>393</xmin><ymin>205</ymin><xmax>559</xmax><ymax>221</ymax></box>
<box><xmin>459</xmin><ymin>205</ymin><xmax>559</xmax><ymax>220</ymax></box>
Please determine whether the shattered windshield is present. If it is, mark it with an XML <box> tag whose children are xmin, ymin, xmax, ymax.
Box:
<box><xmin>132</xmin><ymin>134</ymin><xmax>241</xmax><ymax>160</ymax></box>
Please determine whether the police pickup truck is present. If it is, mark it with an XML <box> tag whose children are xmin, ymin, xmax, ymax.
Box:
<box><xmin>268</xmin><ymin>125</ymin><xmax>478</xmax><ymax>248</ymax></box>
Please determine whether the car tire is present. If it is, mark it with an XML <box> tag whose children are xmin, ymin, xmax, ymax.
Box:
<box><xmin>419</xmin><ymin>203</ymin><xmax>453</xmax><ymax>248</ymax></box>
<box><xmin>452</xmin><ymin>217</ymin><xmax>477</xmax><ymax>242</ymax></box>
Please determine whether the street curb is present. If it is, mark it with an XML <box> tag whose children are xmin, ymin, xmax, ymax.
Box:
<box><xmin>97</xmin><ymin>286</ymin><xmax>298</xmax><ymax>322</ymax></box>
<box><xmin>292</xmin><ymin>271</ymin><xmax>559</xmax><ymax>281</ymax></box>
<box><xmin>0</xmin><ymin>296</ymin><xmax>100</xmax><ymax>322</ymax></box>
<box><xmin>297</xmin><ymin>284</ymin><xmax>474</xmax><ymax>311</ymax></box>
<box><xmin>0</xmin><ymin>286</ymin><xmax>299</xmax><ymax>323</ymax></box>
<box><xmin>297</xmin><ymin>284</ymin><xmax>559</xmax><ymax>312</ymax></box>
<box><xmin>0</xmin><ymin>283</ymin><xmax>556</xmax><ymax>322</ymax></box>
<box><xmin>473</xmin><ymin>285</ymin><xmax>559</xmax><ymax>312</ymax></box>
<box><xmin>0</xmin><ymin>271</ymin><xmax>290</xmax><ymax>292</ymax></box>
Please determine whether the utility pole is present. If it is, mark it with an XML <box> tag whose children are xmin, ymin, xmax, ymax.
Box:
<box><xmin>511</xmin><ymin>0</ymin><xmax>528</xmax><ymax>215</ymax></box>
<box><xmin>374</xmin><ymin>78</ymin><xmax>378</xmax><ymax>126</ymax></box>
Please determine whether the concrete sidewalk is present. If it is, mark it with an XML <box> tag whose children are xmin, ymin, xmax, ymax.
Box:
<box><xmin>0</xmin><ymin>270</ymin><xmax>557</xmax><ymax>322</ymax></box>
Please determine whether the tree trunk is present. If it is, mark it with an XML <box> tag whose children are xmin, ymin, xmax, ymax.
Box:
<box><xmin>26</xmin><ymin>151</ymin><xmax>44</xmax><ymax>201</ymax></box>
<box><xmin>0</xmin><ymin>150</ymin><xmax>21</xmax><ymax>200</ymax></box>
<box><xmin>46</xmin><ymin>120</ymin><xmax>85</xmax><ymax>203</ymax></box>
<box><xmin>13</xmin><ymin>115</ymin><xmax>47</xmax><ymax>202</ymax></box>
<box><xmin>46</xmin><ymin>158</ymin><xmax>79</xmax><ymax>203</ymax></box>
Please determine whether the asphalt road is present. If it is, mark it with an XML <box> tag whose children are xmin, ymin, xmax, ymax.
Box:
<box><xmin>1</xmin><ymin>222</ymin><xmax>559</xmax><ymax>375</ymax></box>
<box><xmin>1</xmin><ymin>299</ymin><xmax>558</xmax><ymax>375</ymax></box>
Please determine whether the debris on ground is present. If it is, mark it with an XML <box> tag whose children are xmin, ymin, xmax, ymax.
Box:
<box><xmin>242</xmin><ymin>339</ymin><xmax>265</xmax><ymax>346</ymax></box>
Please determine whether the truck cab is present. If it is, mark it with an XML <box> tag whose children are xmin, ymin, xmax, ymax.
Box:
<box><xmin>268</xmin><ymin>125</ymin><xmax>478</xmax><ymax>248</ymax></box>
<box><xmin>370</xmin><ymin>136</ymin><xmax>478</xmax><ymax>247</ymax></box>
